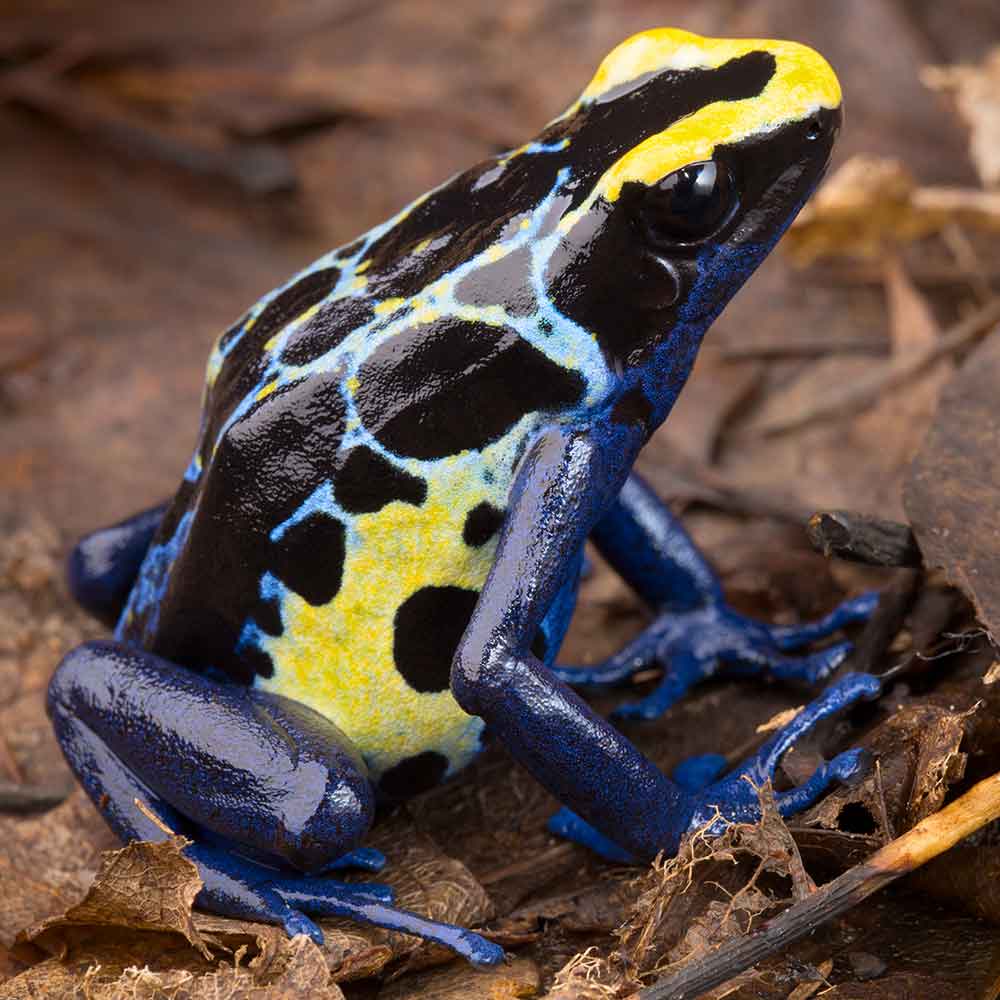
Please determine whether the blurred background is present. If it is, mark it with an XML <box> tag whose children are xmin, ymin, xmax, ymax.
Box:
<box><xmin>3</xmin><ymin>2</ymin><xmax>1000</xmax><ymax>997</ymax></box>
<box><xmin>1</xmin><ymin>0</ymin><xmax>998</xmax><ymax>540</ymax></box>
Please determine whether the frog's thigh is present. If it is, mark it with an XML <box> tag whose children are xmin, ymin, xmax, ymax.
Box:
<box><xmin>49</xmin><ymin>640</ymin><xmax>374</xmax><ymax>872</ymax></box>
<box><xmin>67</xmin><ymin>502</ymin><xmax>169</xmax><ymax>628</ymax></box>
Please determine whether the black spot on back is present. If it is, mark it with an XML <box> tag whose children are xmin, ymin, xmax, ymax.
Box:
<box><xmin>393</xmin><ymin>586</ymin><xmax>479</xmax><ymax>693</ymax></box>
<box><xmin>239</xmin><ymin>644</ymin><xmax>276</xmax><ymax>680</ymax></box>
<box><xmin>200</xmin><ymin>268</ymin><xmax>342</xmax><ymax>463</ymax></box>
<box><xmin>255</xmin><ymin>268</ymin><xmax>341</xmax><ymax>347</ymax></box>
<box><xmin>454</xmin><ymin>247</ymin><xmax>537</xmax><ymax>317</ymax></box>
<box><xmin>271</xmin><ymin>512</ymin><xmax>346</xmax><ymax>606</ymax></box>
<box><xmin>254</xmin><ymin>596</ymin><xmax>283</xmax><ymax>637</ymax></box>
<box><xmin>463</xmin><ymin>502</ymin><xmax>505</xmax><ymax>547</ymax></box>
<box><xmin>355</xmin><ymin>319</ymin><xmax>585</xmax><ymax>460</ymax></box>
<box><xmin>335</xmin><ymin>445</ymin><xmax>427</xmax><ymax>514</ymax></box>
<box><xmin>150</xmin><ymin>373</ymin><xmax>347</xmax><ymax>682</ymax></box>
<box><xmin>611</xmin><ymin>386</ymin><xmax>654</xmax><ymax>432</ymax></box>
<box><xmin>378</xmin><ymin>751</ymin><xmax>449</xmax><ymax>800</ymax></box>
<box><xmin>281</xmin><ymin>295</ymin><xmax>375</xmax><ymax>367</ymax></box>
<box><xmin>337</xmin><ymin>237</ymin><xmax>366</xmax><ymax>260</ymax></box>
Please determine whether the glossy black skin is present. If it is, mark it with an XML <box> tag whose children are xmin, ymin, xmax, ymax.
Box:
<box><xmin>51</xmin><ymin>47</ymin><xmax>882</xmax><ymax>964</ymax></box>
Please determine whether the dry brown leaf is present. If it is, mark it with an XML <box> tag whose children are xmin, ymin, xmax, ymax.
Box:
<box><xmin>798</xmin><ymin>703</ymin><xmax>969</xmax><ymax>838</ymax></box>
<box><xmin>0</xmin><ymin>932</ymin><xmax>341</xmax><ymax>999</ymax></box>
<box><xmin>923</xmin><ymin>49</ymin><xmax>1000</xmax><ymax>189</ymax></box>
<box><xmin>785</xmin><ymin>156</ymin><xmax>940</xmax><ymax>264</ymax></box>
<box><xmin>905</xmin><ymin>326</ymin><xmax>1000</xmax><ymax>639</ymax></box>
<box><xmin>0</xmin><ymin>790</ymin><xmax>116</xmax><ymax>948</ymax></box>
<box><xmin>23</xmin><ymin>834</ymin><xmax>211</xmax><ymax>960</ymax></box>
<box><xmin>851</xmin><ymin>255</ymin><xmax>952</xmax><ymax>514</ymax></box>
<box><xmin>379</xmin><ymin>955</ymin><xmax>540</xmax><ymax>999</ymax></box>
<box><xmin>785</xmin><ymin>155</ymin><xmax>1000</xmax><ymax>265</ymax></box>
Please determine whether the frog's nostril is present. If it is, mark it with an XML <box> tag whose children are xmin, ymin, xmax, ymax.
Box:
<box><xmin>806</xmin><ymin>117</ymin><xmax>824</xmax><ymax>141</ymax></box>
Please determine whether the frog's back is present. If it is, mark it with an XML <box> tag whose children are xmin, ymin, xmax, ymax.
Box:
<box><xmin>117</xmin><ymin>151</ymin><xmax>615</xmax><ymax>793</ymax></box>
<box><xmin>118</xmin><ymin>27</ymin><xmax>815</xmax><ymax>792</ymax></box>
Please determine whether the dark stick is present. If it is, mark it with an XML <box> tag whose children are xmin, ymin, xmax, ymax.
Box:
<box><xmin>806</xmin><ymin>510</ymin><xmax>921</xmax><ymax>568</ymax></box>
<box><xmin>639</xmin><ymin>772</ymin><xmax>1000</xmax><ymax>1000</ymax></box>
<box><xmin>0</xmin><ymin>780</ymin><xmax>72</xmax><ymax>813</ymax></box>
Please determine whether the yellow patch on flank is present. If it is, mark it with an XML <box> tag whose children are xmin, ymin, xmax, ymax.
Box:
<box><xmin>355</xmin><ymin>259</ymin><xmax>372</xmax><ymax>274</ymax></box>
<box><xmin>259</xmin><ymin>461</ymin><xmax>500</xmax><ymax>779</ymax></box>
<box><xmin>350</xmin><ymin>275</ymin><xmax>368</xmax><ymax>292</ymax></box>
<box><xmin>559</xmin><ymin>28</ymin><xmax>842</xmax><ymax>227</ymax></box>
<box><xmin>345</xmin><ymin>375</ymin><xmax>360</xmax><ymax>394</ymax></box>
<box><xmin>414</xmin><ymin>238</ymin><xmax>431</xmax><ymax>253</ymax></box>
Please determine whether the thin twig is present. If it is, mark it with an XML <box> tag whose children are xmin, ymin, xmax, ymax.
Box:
<box><xmin>639</xmin><ymin>771</ymin><xmax>1000</xmax><ymax>999</ymax></box>
<box><xmin>749</xmin><ymin>299</ymin><xmax>1000</xmax><ymax>436</ymax></box>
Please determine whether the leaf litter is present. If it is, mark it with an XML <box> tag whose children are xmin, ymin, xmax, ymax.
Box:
<box><xmin>4</xmin><ymin>2</ymin><xmax>1000</xmax><ymax>998</ymax></box>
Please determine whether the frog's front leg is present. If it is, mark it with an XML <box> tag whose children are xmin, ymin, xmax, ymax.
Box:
<box><xmin>552</xmin><ymin>473</ymin><xmax>879</xmax><ymax>721</ymax></box>
<box><xmin>47</xmin><ymin>640</ymin><xmax>503</xmax><ymax>964</ymax></box>
<box><xmin>452</xmin><ymin>426</ymin><xmax>880</xmax><ymax>862</ymax></box>
<box><xmin>67</xmin><ymin>502</ymin><xmax>169</xmax><ymax>627</ymax></box>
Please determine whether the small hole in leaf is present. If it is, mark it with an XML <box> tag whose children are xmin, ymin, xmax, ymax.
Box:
<box><xmin>837</xmin><ymin>801</ymin><xmax>877</xmax><ymax>834</ymax></box>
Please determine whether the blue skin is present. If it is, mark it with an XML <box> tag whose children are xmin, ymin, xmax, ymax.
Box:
<box><xmin>53</xmin><ymin>79</ymin><xmax>880</xmax><ymax>963</ymax></box>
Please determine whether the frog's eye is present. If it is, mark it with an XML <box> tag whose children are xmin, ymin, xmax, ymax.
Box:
<box><xmin>640</xmin><ymin>160</ymin><xmax>738</xmax><ymax>246</ymax></box>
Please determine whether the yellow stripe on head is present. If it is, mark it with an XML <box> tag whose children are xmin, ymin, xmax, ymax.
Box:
<box><xmin>564</xmin><ymin>28</ymin><xmax>841</xmax><ymax>220</ymax></box>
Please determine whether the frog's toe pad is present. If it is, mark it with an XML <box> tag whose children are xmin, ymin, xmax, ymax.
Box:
<box><xmin>282</xmin><ymin>909</ymin><xmax>324</xmax><ymax>946</ymax></box>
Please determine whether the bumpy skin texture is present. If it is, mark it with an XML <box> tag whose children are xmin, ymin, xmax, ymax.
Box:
<box><xmin>53</xmin><ymin>29</ymin><xmax>881</xmax><ymax>962</ymax></box>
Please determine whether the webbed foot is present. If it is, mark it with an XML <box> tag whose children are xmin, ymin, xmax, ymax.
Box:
<box><xmin>552</xmin><ymin>592</ymin><xmax>878</xmax><ymax>721</ymax></box>
<box><xmin>190</xmin><ymin>843</ymin><xmax>504</xmax><ymax>965</ymax></box>
<box><xmin>683</xmin><ymin>672</ymin><xmax>880</xmax><ymax>834</ymax></box>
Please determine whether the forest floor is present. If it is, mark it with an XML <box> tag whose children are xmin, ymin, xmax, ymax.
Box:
<box><xmin>2</xmin><ymin>1</ymin><xmax>1000</xmax><ymax>997</ymax></box>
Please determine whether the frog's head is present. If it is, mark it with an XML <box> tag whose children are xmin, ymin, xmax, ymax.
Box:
<box><xmin>359</xmin><ymin>28</ymin><xmax>840</xmax><ymax>387</ymax></box>
<box><xmin>539</xmin><ymin>28</ymin><xmax>842</xmax><ymax>369</ymax></box>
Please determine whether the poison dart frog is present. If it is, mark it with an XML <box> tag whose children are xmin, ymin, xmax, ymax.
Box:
<box><xmin>53</xmin><ymin>28</ymin><xmax>881</xmax><ymax>965</ymax></box>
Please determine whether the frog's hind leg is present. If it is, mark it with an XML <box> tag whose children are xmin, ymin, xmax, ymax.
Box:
<box><xmin>67</xmin><ymin>502</ymin><xmax>169</xmax><ymax>627</ymax></box>
<box><xmin>48</xmin><ymin>640</ymin><xmax>503</xmax><ymax>965</ymax></box>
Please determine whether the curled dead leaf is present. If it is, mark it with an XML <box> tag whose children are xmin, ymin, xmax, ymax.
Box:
<box><xmin>785</xmin><ymin>155</ymin><xmax>1000</xmax><ymax>265</ymax></box>
<box><xmin>923</xmin><ymin>49</ymin><xmax>1000</xmax><ymax>189</ymax></box>
<box><xmin>21</xmin><ymin>834</ymin><xmax>211</xmax><ymax>960</ymax></box>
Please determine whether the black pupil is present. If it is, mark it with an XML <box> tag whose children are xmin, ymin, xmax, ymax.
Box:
<box><xmin>643</xmin><ymin>160</ymin><xmax>733</xmax><ymax>243</ymax></box>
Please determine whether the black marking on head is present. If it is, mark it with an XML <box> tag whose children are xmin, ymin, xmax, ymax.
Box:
<box><xmin>281</xmin><ymin>295</ymin><xmax>375</xmax><ymax>367</ymax></box>
<box><xmin>335</xmin><ymin>445</ymin><xmax>427</xmax><ymax>515</ymax></box>
<box><xmin>359</xmin><ymin>54</ymin><xmax>776</xmax><ymax>304</ymax></box>
<box><xmin>454</xmin><ymin>247</ymin><xmax>537</xmax><ymax>317</ymax></box>
<box><xmin>378</xmin><ymin>751</ymin><xmax>449</xmax><ymax>800</ymax></box>
<box><xmin>538</xmin><ymin>51</ymin><xmax>777</xmax><ymax>211</ymax></box>
<box><xmin>271</xmin><ymin>512</ymin><xmax>346</xmax><ymax>607</ymax></box>
<box><xmin>150</xmin><ymin>373</ymin><xmax>347</xmax><ymax>682</ymax></box>
<box><xmin>393</xmin><ymin>585</ymin><xmax>479</xmax><ymax>693</ymax></box>
<box><xmin>463</xmin><ymin>502</ymin><xmax>505</xmax><ymax>547</ymax></box>
<box><xmin>546</xmin><ymin>105</ymin><xmax>838</xmax><ymax>368</ymax></box>
<box><xmin>355</xmin><ymin>319</ymin><xmax>585</xmax><ymax>460</ymax></box>
<box><xmin>611</xmin><ymin>386</ymin><xmax>654</xmax><ymax>431</ymax></box>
